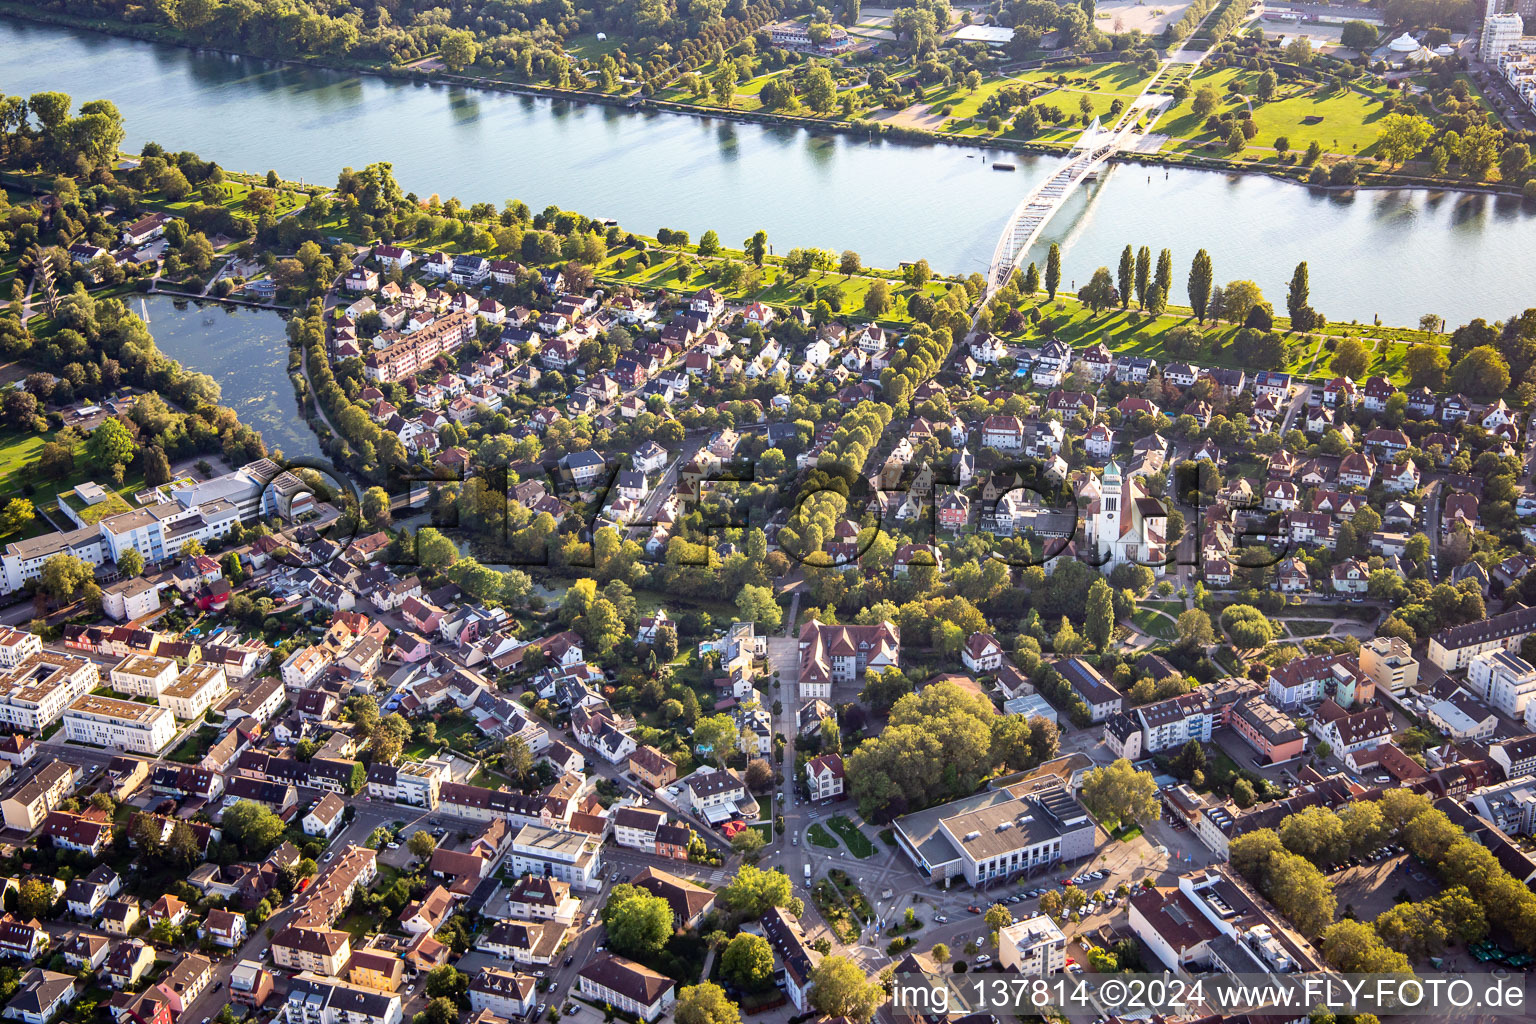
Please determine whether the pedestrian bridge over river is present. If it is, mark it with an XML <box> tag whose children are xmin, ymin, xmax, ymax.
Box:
<box><xmin>984</xmin><ymin>59</ymin><xmax>1201</xmax><ymax>296</ymax></box>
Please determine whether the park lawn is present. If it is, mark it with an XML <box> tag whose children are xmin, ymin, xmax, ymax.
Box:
<box><xmin>1131</xmin><ymin>609</ymin><xmax>1177</xmax><ymax>639</ymax></box>
<box><xmin>808</xmin><ymin>824</ymin><xmax>839</xmax><ymax>849</ymax></box>
<box><xmin>1153</xmin><ymin>68</ymin><xmax>1389</xmax><ymax>157</ymax></box>
<box><xmin>1286</xmin><ymin>620</ymin><xmax>1332</xmax><ymax>637</ymax></box>
<box><xmin>0</xmin><ymin>427</ymin><xmax>150</xmax><ymax>535</ymax></box>
<box><xmin>148</xmin><ymin>178</ymin><xmax>306</xmax><ymax>224</ymax></box>
<box><xmin>563</xmin><ymin>33</ymin><xmax>628</xmax><ymax>61</ymax></box>
<box><xmin>826</xmin><ymin>815</ymin><xmax>877</xmax><ymax>857</ymax></box>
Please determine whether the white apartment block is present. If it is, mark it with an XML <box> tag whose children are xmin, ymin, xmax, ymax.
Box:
<box><xmin>0</xmin><ymin>628</ymin><xmax>41</xmax><ymax>670</ymax></box>
<box><xmin>63</xmin><ymin>695</ymin><xmax>177</xmax><ymax>754</ymax></box>
<box><xmin>999</xmin><ymin>914</ymin><xmax>1067</xmax><ymax>974</ymax></box>
<box><xmin>508</xmin><ymin>825</ymin><xmax>603</xmax><ymax>891</ymax></box>
<box><xmin>161</xmin><ymin>664</ymin><xmax>229</xmax><ymax>720</ymax></box>
<box><xmin>108</xmin><ymin>654</ymin><xmax>178</xmax><ymax>699</ymax></box>
<box><xmin>1483</xmin><ymin>11</ymin><xmax>1523</xmax><ymax>61</ymax></box>
<box><xmin>0</xmin><ymin>654</ymin><xmax>98</xmax><ymax>733</ymax></box>
<box><xmin>281</xmin><ymin>647</ymin><xmax>333</xmax><ymax>689</ymax></box>
<box><xmin>1467</xmin><ymin>649</ymin><xmax>1536</xmax><ymax>719</ymax></box>
<box><xmin>285</xmin><ymin>974</ymin><xmax>402</xmax><ymax>1024</ymax></box>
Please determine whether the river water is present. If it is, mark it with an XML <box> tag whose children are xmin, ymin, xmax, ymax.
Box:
<box><xmin>2</xmin><ymin>15</ymin><xmax>1533</xmax><ymax>326</ymax></box>
<box><xmin>137</xmin><ymin>294</ymin><xmax>321</xmax><ymax>463</ymax></box>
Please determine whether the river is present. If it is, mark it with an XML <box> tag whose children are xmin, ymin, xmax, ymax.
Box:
<box><xmin>2</xmin><ymin>15</ymin><xmax>1533</xmax><ymax>326</ymax></box>
<box><xmin>137</xmin><ymin>294</ymin><xmax>321</xmax><ymax>463</ymax></box>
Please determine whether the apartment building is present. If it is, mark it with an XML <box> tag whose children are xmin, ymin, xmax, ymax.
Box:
<box><xmin>1</xmin><ymin>761</ymin><xmax>77</xmax><ymax>831</ymax></box>
<box><xmin>0</xmin><ymin>653</ymin><xmax>98</xmax><ymax>732</ymax></box>
<box><xmin>108</xmin><ymin>654</ymin><xmax>178</xmax><ymax>699</ymax></box>
<box><xmin>797</xmin><ymin>618</ymin><xmax>900</xmax><ymax>699</ymax></box>
<box><xmin>63</xmin><ymin>695</ymin><xmax>177</xmax><ymax>754</ymax></box>
<box><xmin>1429</xmin><ymin>604</ymin><xmax>1536</xmax><ymax>671</ymax></box>
<box><xmin>1467</xmin><ymin>649</ymin><xmax>1536</xmax><ymax>719</ymax></box>
<box><xmin>363</xmin><ymin>312</ymin><xmax>475</xmax><ymax>383</ymax></box>
<box><xmin>468</xmin><ymin>967</ymin><xmax>536</xmax><ymax>1019</ymax></box>
<box><xmin>998</xmin><ymin>914</ymin><xmax>1067</xmax><ymax>974</ymax></box>
<box><xmin>576</xmin><ymin>955</ymin><xmax>675</xmax><ymax>1022</ymax></box>
<box><xmin>1358</xmin><ymin>636</ymin><xmax>1418</xmax><ymax>695</ymax></box>
<box><xmin>291</xmin><ymin>846</ymin><xmax>378</xmax><ymax>929</ymax></box>
<box><xmin>0</xmin><ymin>628</ymin><xmax>41</xmax><ymax>669</ymax></box>
<box><xmin>1231</xmin><ymin>696</ymin><xmax>1306</xmax><ymax>764</ymax></box>
<box><xmin>273</xmin><ymin>927</ymin><xmax>353</xmax><ymax>976</ymax></box>
<box><xmin>508</xmin><ymin>825</ymin><xmax>603</xmax><ymax>890</ymax></box>
<box><xmin>284</xmin><ymin>974</ymin><xmax>402</xmax><ymax>1024</ymax></box>
<box><xmin>161</xmin><ymin>663</ymin><xmax>228</xmax><ymax>720</ymax></box>
<box><xmin>806</xmin><ymin>753</ymin><xmax>845</xmax><ymax>801</ymax></box>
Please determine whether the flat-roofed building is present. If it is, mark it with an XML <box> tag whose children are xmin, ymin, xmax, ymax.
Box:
<box><xmin>893</xmin><ymin>785</ymin><xmax>1096</xmax><ymax>885</ymax></box>
<box><xmin>998</xmin><ymin>913</ymin><xmax>1067</xmax><ymax>974</ymax></box>
<box><xmin>108</xmin><ymin>654</ymin><xmax>178</xmax><ymax>699</ymax></box>
<box><xmin>161</xmin><ymin>663</ymin><xmax>228</xmax><ymax>720</ymax></box>
<box><xmin>1359</xmin><ymin>636</ymin><xmax>1417</xmax><ymax>695</ymax></box>
<box><xmin>508</xmin><ymin>825</ymin><xmax>602</xmax><ymax>890</ymax></box>
<box><xmin>1231</xmin><ymin>696</ymin><xmax>1306</xmax><ymax>764</ymax></box>
<box><xmin>0</xmin><ymin>629</ymin><xmax>40</xmax><ymax>670</ymax></box>
<box><xmin>63</xmin><ymin>694</ymin><xmax>177</xmax><ymax>754</ymax></box>
<box><xmin>0</xmin><ymin>653</ymin><xmax>98</xmax><ymax>733</ymax></box>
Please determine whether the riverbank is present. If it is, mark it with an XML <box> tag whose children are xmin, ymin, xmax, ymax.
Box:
<box><xmin>1</xmin><ymin>2</ymin><xmax>1527</xmax><ymax>202</ymax></box>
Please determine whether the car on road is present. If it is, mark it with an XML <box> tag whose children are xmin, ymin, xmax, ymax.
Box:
<box><xmin>407</xmin><ymin>985</ymin><xmax>416</xmax><ymax>994</ymax></box>
<box><xmin>385</xmin><ymin>842</ymin><xmax>399</xmax><ymax>849</ymax></box>
<box><xmin>792</xmin><ymin>836</ymin><xmax>798</xmax><ymax>846</ymax></box>
<box><xmin>935</xmin><ymin>915</ymin><xmax>948</xmax><ymax>923</ymax></box>
<box><xmin>564</xmin><ymin>956</ymin><xmax>574</xmax><ymax>967</ymax></box>
<box><xmin>323</xmin><ymin>852</ymin><xmax>333</xmax><ymax>862</ymax></box>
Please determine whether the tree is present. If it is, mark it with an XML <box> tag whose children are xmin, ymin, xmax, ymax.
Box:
<box><xmin>984</xmin><ymin>903</ymin><xmax>1011</xmax><ymax>934</ymax></box>
<box><xmin>1176</xmin><ymin>609</ymin><xmax>1214</xmax><ymax>647</ymax></box>
<box><xmin>1286</xmin><ymin>262</ymin><xmax>1309</xmax><ymax>324</ymax></box>
<box><xmin>1044</xmin><ymin>243</ymin><xmax>1061</xmax><ymax>300</ymax></box>
<box><xmin>1188</xmin><ymin>249</ymin><xmax>1213</xmax><ymax>323</ymax></box>
<box><xmin>345</xmin><ymin>695</ymin><xmax>380</xmax><ymax>737</ymax></box>
<box><xmin>805</xmin><ymin>65</ymin><xmax>837</xmax><ymax>113</ymax></box>
<box><xmin>719</xmin><ymin>865</ymin><xmax>801</xmax><ymax>919</ymax></box>
<box><xmin>440</xmin><ymin>29</ymin><xmax>479</xmax><ymax>72</ymax></box>
<box><xmin>931</xmin><ymin>943</ymin><xmax>950</xmax><ymax>965</ymax></box>
<box><xmin>693</xmin><ymin>714</ymin><xmax>739</xmax><ymax>764</ymax></box>
<box><xmin>735</xmin><ymin>585</ymin><xmax>782</xmax><ymax>630</ymax></box>
<box><xmin>1500</xmin><ymin>142</ymin><xmax>1530</xmax><ymax>183</ymax></box>
<box><xmin>1457</xmin><ymin>125</ymin><xmax>1500</xmax><ymax>179</ymax></box>
<box><xmin>808</xmin><ymin>956</ymin><xmax>882</xmax><ymax>1023</ymax></box>
<box><xmin>839</xmin><ymin>250</ymin><xmax>861</xmax><ymax>276</ymax></box>
<box><xmin>602</xmin><ymin>884</ymin><xmax>674</xmax><ymax>956</ymax></box>
<box><xmin>731</xmin><ymin>828</ymin><xmax>766</xmax><ymax>856</ymax></box>
<box><xmin>1192</xmin><ymin>85</ymin><xmax>1219</xmax><ymax>118</ymax></box>
<box><xmin>1117</xmin><ymin>245</ymin><xmax>1134</xmax><ymax>309</ymax></box>
<box><xmin>1405</xmin><ymin>344</ymin><xmax>1449</xmax><ymax>388</ymax></box>
<box><xmin>675</xmin><ymin>983</ymin><xmax>741</xmax><ymax>1024</ymax></box>
<box><xmin>219</xmin><ymin>801</ymin><xmax>286</xmax><ymax>855</ymax></box>
<box><xmin>0</xmin><ymin>499</ymin><xmax>36</xmax><ymax>539</ymax></box>
<box><xmin>722</xmin><ymin>933</ymin><xmax>775</xmax><ymax>991</ymax></box>
<box><xmin>362</xmin><ymin>487</ymin><xmax>391</xmax><ymax>528</ymax></box>
<box><xmin>414</xmin><ymin>527</ymin><xmax>458</xmax><ymax>568</ymax></box>
<box><xmin>425</xmin><ymin>965</ymin><xmax>468</xmax><ymax>1003</ymax></box>
<box><xmin>1077</xmin><ymin>267</ymin><xmax>1116</xmax><ymax>313</ymax></box>
<box><xmin>38</xmin><ymin>554</ymin><xmax>93</xmax><ymax>603</ymax></box>
<box><xmin>711</xmin><ymin>62</ymin><xmax>740</xmax><ymax>106</ymax></box>
<box><xmin>1375</xmin><ymin>113</ymin><xmax>1433</xmax><ymax>167</ymax></box>
<box><xmin>86</xmin><ymin>418</ymin><xmax>135</xmax><ymax>470</ymax></box>
<box><xmin>1079</xmin><ymin>759</ymin><xmax>1159</xmax><ymax>831</ymax></box>
<box><xmin>863</xmin><ymin>279</ymin><xmax>891</xmax><ymax>316</ymax></box>
<box><xmin>1340</xmin><ymin>20</ymin><xmax>1377</xmax><ymax>49</ymax></box>
<box><xmin>1221</xmin><ymin>281</ymin><xmax>1264</xmax><ymax>325</ymax></box>
<box><xmin>1221</xmin><ymin>604</ymin><xmax>1276</xmax><ymax>649</ymax></box>
<box><xmin>1332</xmin><ymin>337</ymin><xmax>1371</xmax><ymax>378</ymax></box>
<box><xmin>1085</xmin><ymin>578</ymin><xmax>1114</xmax><ymax>650</ymax></box>
<box><xmin>1450</xmin><ymin>345</ymin><xmax>1510</xmax><ymax>396</ymax></box>
<box><xmin>16</xmin><ymin>878</ymin><xmax>53</xmax><ymax>921</ymax></box>
<box><xmin>1255</xmin><ymin>71</ymin><xmax>1278</xmax><ymax>103</ymax></box>
<box><xmin>1022</xmin><ymin>262</ymin><xmax>1040</xmax><ymax>296</ymax></box>
<box><xmin>1134</xmin><ymin>246</ymin><xmax>1150</xmax><ymax>309</ymax></box>
<box><xmin>744</xmin><ymin>230</ymin><xmax>768</xmax><ymax>267</ymax></box>
<box><xmin>699</xmin><ymin>231</ymin><xmax>722</xmax><ymax>257</ymax></box>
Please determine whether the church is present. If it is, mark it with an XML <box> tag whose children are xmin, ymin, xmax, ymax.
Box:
<box><xmin>1084</xmin><ymin>460</ymin><xmax>1168</xmax><ymax>575</ymax></box>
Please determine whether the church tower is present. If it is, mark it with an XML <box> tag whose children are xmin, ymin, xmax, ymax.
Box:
<box><xmin>1099</xmin><ymin>460</ymin><xmax>1122</xmax><ymax>559</ymax></box>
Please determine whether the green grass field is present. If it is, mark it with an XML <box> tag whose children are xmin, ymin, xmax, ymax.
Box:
<box><xmin>1131</xmin><ymin>609</ymin><xmax>1178</xmax><ymax>639</ymax></box>
<box><xmin>1154</xmin><ymin>69</ymin><xmax>1393</xmax><ymax>161</ymax></box>
<box><xmin>827</xmin><ymin>814</ymin><xmax>877</xmax><ymax>858</ymax></box>
<box><xmin>808</xmin><ymin>823</ymin><xmax>839</xmax><ymax>849</ymax></box>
